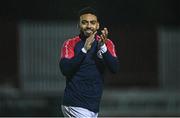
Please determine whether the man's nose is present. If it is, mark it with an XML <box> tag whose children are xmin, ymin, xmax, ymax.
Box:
<box><xmin>87</xmin><ymin>23</ymin><xmax>92</xmax><ymax>28</ymax></box>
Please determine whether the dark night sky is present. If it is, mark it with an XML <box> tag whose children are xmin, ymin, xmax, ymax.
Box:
<box><xmin>0</xmin><ymin>0</ymin><xmax>179</xmax><ymax>25</ymax></box>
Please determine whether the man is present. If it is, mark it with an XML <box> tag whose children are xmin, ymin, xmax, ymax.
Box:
<box><xmin>59</xmin><ymin>7</ymin><xmax>118</xmax><ymax>117</ymax></box>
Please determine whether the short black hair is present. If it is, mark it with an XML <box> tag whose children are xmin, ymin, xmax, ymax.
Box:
<box><xmin>78</xmin><ymin>6</ymin><xmax>98</xmax><ymax>18</ymax></box>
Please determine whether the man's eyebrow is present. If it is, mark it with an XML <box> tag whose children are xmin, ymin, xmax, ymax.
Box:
<box><xmin>90</xmin><ymin>20</ymin><xmax>97</xmax><ymax>22</ymax></box>
<box><xmin>81</xmin><ymin>20</ymin><xmax>88</xmax><ymax>22</ymax></box>
<box><xmin>81</xmin><ymin>20</ymin><xmax>97</xmax><ymax>22</ymax></box>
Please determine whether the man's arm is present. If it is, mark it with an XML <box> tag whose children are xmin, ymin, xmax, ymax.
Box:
<box><xmin>98</xmin><ymin>28</ymin><xmax>119</xmax><ymax>73</ymax></box>
<box><xmin>59</xmin><ymin>40</ymin><xmax>86</xmax><ymax>77</ymax></box>
<box><xmin>101</xmin><ymin>39</ymin><xmax>119</xmax><ymax>73</ymax></box>
<box><xmin>59</xmin><ymin>32</ymin><xmax>96</xmax><ymax>77</ymax></box>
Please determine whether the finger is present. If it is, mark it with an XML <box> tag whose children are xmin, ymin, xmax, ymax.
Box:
<box><xmin>102</xmin><ymin>28</ymin><xmax>108</xmax><ymax>38</ymax></box>
<box><xmin>104</xmin><ymin>28</ymin><xmax>108</xmax><ymax>36</ymax></box>
<box><xmin>101</xmin><ymin>30</ymin><xmax>106</xmax><ymax>38</ymax></box>
<box><xmin>88</xmin><ymin>31</ymin><xmax>96</xmax><ymax>39</ymax></box>
<box><xmin>103</xmin><ymin>28</ymin><xmax>108</xmax><ymax>38</ymax></box>
<box><xmin>93</xmin><ymin>31</ymin><xmax>97</xmax><ymax>35</ymax></box>
<box><xmin>89</xmin><ymin>31</ymin><xmax>97</xmax><ymax>39</ymax></box>
<box><xmin>100</xmin><ymin>34</ymin><xmax>104</xmax><ymax>41</ymax></box>
<box><xmin>100</xmin><ymin>34</ymin><xmax>106</xmax><ymax>42</ymax></box>
<box><xmin>91</xmin><ymin>31</ymin><xmax>97</xmax><ymax>40</ymax></box>
<box><xmin>101</xmin><ymin>32</ymin><xmax>106</xmax><ymax>40</ymax></box>
<box><xmin>101</xmin><ymin>30</ymin><xmax>105</xmax><ymax>35</ymax></box>
<box><xmin>102</xmin><ymin>29</ymin><xmax>108</xmax><ymax>39</ymax></box>
<box><xmin>87</xmin><ymin>31</ymin><xmax>97</xmax><ymax>43</ymax></box>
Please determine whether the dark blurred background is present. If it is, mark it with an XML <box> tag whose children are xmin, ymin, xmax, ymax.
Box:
<box><xmin>0</xmin><ymin>0</ymin><xmax>180</xmax><ymax>116</ymax></box>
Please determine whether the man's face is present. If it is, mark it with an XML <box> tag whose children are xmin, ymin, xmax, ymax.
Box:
<box><xmin>79</xmin><ymin>13</ymin><xmax>99</xmax><ymax>37</ymax></box>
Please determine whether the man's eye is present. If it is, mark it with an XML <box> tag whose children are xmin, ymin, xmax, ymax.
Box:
<box><xmin>91</xmin><ymin>21</ymin><xmax>96</xmax><ymax>25</ymax></box>
<box><xmin>82</xmin><ymin>21</ymin><xmax>87</xmax><ymax>24</ymax></box>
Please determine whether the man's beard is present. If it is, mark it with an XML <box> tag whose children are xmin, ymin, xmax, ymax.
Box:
<box><xmin>81</xmin><ymin>29</ymin><xmax>96</xmax><ymax>37</ymax></box>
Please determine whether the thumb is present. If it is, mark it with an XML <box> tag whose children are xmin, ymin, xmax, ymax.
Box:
<box><xmin>93</xmin><ymin>31</ymin><xmax>97</xmax><ymax>36</ymax></box>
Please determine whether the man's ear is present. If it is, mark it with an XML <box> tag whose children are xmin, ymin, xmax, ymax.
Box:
<box><xmin>97</xmin><ymin>22</ymin><xmax>100</xmax><ymax>30</ymax></box>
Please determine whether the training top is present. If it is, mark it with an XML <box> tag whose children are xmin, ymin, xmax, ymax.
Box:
<box><xmin>59</xmin><ymin>34</ymin><xmax>118</xmax><ymax>113</ymax></box>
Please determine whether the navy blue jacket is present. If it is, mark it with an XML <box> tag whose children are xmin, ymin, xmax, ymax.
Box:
<box><xmin>59</xmin><ymin>34</ymin><xmax>118</xmax><ymax>113</ymax></box>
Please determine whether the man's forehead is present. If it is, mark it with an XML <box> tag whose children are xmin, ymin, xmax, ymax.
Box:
<box><xmin>80</xmin><ymin>13</ymin><xmax>97</xmax><ymax>21</ymax></box>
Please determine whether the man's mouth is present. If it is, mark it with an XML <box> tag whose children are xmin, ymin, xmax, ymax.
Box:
<box><xmin>85</xmin><ymin>29</ymin><xmax>93</xmax><ymax>34</ymax></box>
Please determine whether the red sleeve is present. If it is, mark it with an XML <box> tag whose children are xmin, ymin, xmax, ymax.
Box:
<box><xmin>60</xmin><ymin>37</ymin><xmax>81</xmax><ymax>59</ymax></box>
<box><xmin>105</xmin><ymin>39</ymin><xmax>117</xmax><ymax>57</ymax></box>
<box><xmin>60</xmin><ymin>40</ymin><xmax>74</xmax><ymax>59</ymax></box>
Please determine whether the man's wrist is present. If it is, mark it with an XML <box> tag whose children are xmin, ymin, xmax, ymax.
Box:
<box><xmin>81</xmin><ymin>47</ymin><xmax>87</xmax><ymax>53</ymax></box>
<box><xmin>100</xmin><ymin>44</ymin><xmax>107</xmax><ymax>53</ymax></box>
